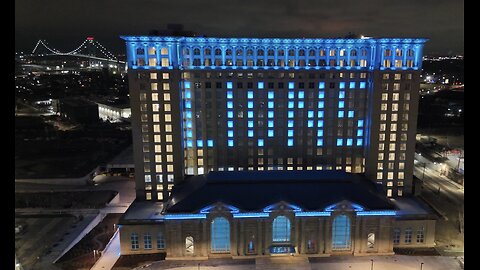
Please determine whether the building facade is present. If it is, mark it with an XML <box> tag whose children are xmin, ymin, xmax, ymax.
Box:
<box><xmin>121</xmin><ymin>36</ymin><xmax>427</xmax><ymax>201</ymax></box>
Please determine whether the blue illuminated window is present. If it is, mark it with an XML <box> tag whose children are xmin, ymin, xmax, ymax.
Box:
<box><xmin>211</xmin><ymin>217</ymin><xmax>230</xmax><ymax>252</ymax></box>
<box><xmin>338</xmin><ymin>111</ymin><xmax>344</xmax><ymax>118</ymax></box>
<box><xmin>268</xmin><ymin>92</ymin><xmax>275</xmax><ymax>99</ymax></box>
<box><xmin>186</xmin><ymin>140</ymin><xmax>193</xmax><ymax>147</ymax></box>
<box><xmin>317</xmin><ymin>139</ymin><xmax>323</xmax><ymax>146</ymax></box>
<box><xmin>186</xmin><ymin>111</ymin><xmax>192</xmax><ymax>118</ymax></box>
<box><xmin>248</xmin><ymin>101</ymin><xmax>254</xmax><ymax>108</ymax></box>
<box><xmin>308</xmin><ymin>111</ymin><xmax>314</xmax><ymax>118</ymax></box>
<box><xmin>248</xmin><ymin>130</ymin><xmax>254</xmax><ymax>137</ymax></box>
<box><xmin>227</xmin><ymin>111</ymin><xmax>234</xmax><ymax>118</ymax></box>
<box><xmin>347</xmin><ymin>139</ymin><xmax>353</xmax><ymax>146</ymax></box>
<box><xmin>248</xmin><ymin>121</ymin><xmax>254</xmax><ymax>128</ymax></box>
<box><xmin>289</xmin><ymin>82</ymin><xmax>295</xmax><ymax>89</ymax></box>
<box><xmin>356</xmin><ymin>139</ymin><xmax>363</xmax><ymax>146</ymax></box>
<box><xmin>332</xmin><ymin>215</ymin><xmax>351</xmax><ymax>250</ymax></box>
<box><xmin>247</xmin><ymin>91</ymin><xmax>254</xmax><ymax>99</ymax></box>
<box><xmin>318</xmin><ymin>101</ymin><xmax>324</xmax><ymax>109</ymax></box>
<box><xmin>268</xmin><ymin>130</ymin><xmax>274</xmax><ymax>137</ymax></box>
<box><xmin>298</xmin><ymin>91</ymin><xmax>304</xmax><ymax>99</ymax></box>
<box><xmin>318</xmin><ymin>111</ymin><xmax>324</xmax><ymax>118</ymax></box>
<box><xmin>288</xmin><ymin>92</ymin><xmax>295</xmax><ymax>99</ymax></box>
<box><xmin>258</xmin><ymin>139</ymin><xmax>264</xmax><ymax>147</ymax></box>
<box><xmin>227</xmin><ymin>121</ymin><xmax>233</xmax><ymax>128</ymax></box>
<box><xmin>258</xmin><ymin>82</ymin><xmax>264</xmax><ymax>89</ymax></box>
<box><xmin>337</xmin><ymin>139</ymin><xmax>343</xmax><ymax>146</ymax></box>
<box><xmin>268</xmin><ymin>111</ymin><xmax>274</xmax><ymax>118</ymax></box>
<box><xmin>339</xmin><ymin>91</ymin><xmax>345</xmax><ymax>99</ymax></box>
<box><xmin>288</xmin><ymin>111</ymin><xmax>294</xmax><ymax>118</ymax></box>
<box><xmin>288</xmin><ymin>139</ymin><xmax>294</xmax><ymax>146</ymax></box>
<box><xmin>185</xmin><ymin>90</ymin><xmax>191</xmax><ymax>99</ymax></box>
<box><xmin>185</xmin><ymin>101</ymin><xmax>192</xmax><ymax>109</ymax></box>
<box><xmin>357</xmin><ymin>129</ymin><xmax>364</xmax><ymax>136</ymax></box>
<box><xmin>298</xmin><ymin>101</ymin><xmax>304</xmax><ymax>108</ymax></box>
<box><xmin>318</xmin><ymin>91</ymin><xmax>325</xmax><ymax>99</ymax></box>
<box><xmin>228</xmin><ymin>130</ymin><xmax>234</xmax><ymax>137</ymax></box>
<box><xmin>348</xmin><ymin>111</ymin><xmax>354</xmax><ymax>118</ymax></box>
<box><xmin>358</xmin><ymin>120</ymin><xmax>364</xmax><ymax>127</ymax></box>
<box><xmin>319</xmin><ymin>82</ymin><xmax>325</xmax><ymax>89</ymax></box>
<box><xmin>288</xmin><ymin>130</ymin><xmax>294</xmax><ymax>137</ymax></box>
<box><xmin>288</xmin><ymin>120</ymin><xmax>294</xmax><ymax>127</ymax></box>
<box><xmin>338</xmin><ymin>101</ymin><xmax>345</xmax><ymax>108</ymax></box>
<box><xmin>207</xmin><ymin>140</ymin><xmax>214</xmax><ymax>147</ymax></box>
<box><xmin>227</xmin><ymin>101</ymin><xmax>233</xmax><ymax>109</ymax></box>
<box><xmin>317</xmin><ymin>130</ymin><xmax>323</xmax><ymax>137</ymax></box>
<box><xmin>227</xmin><ymin>91</ymin><xmax>233</xmax><ymax>99</ymax></box>
<box><xmin>272</xmin><ymin>216</ymin><xmax>291</xmax><ymax>242</ymax></box>
<box><xmin>268</xmin><ymin>101</ymin><xmax>274</xmax><ymax>108</ymax></box>
<box><xmin>308</xmin><ymin>120</ymin><xmax>314</xmax><ymax>127</ymax></box>
<box><xmin>186</xmin><ymin>130</ymin><xmax>193</xmax><ymax>138</ymax></box>
<box><xmin>184</xmin><ymin>81</ymin><xmax>191</xmax><ymax>89</ymax></box>
<box><xmin>288</xmin><ymin>101</ymin><xmax>294</xmax><ymax>109</ymax></box>
<box><xmin>317</xmin><ymin>120</ymin><xmax>324</xmax><ymax>127</ymax></box>
<box><xmin>339</xmin><ymin>82</ymin><xmax>346</xmax><ymax>89</ymax></box>
<box><xmin>228</xmin><ymin>140</ymin><xmax>234</xmax><ymax>147</ymax></box>
<box><xmin>360</xmin><ymin>82</ymin><xmax>366</xmax><ymax>89</ymax></box>
<box><xmin>248</xmin><ymin>111</ymin><xmax>254</xmax><ymax>118</ymax></box>
<box><xmin>268</xmin><ymin>121</ymin><xmax>274</xmax><ymax>128</ymax></box>
<box><xmin>197</xmin><ymin>140</ymin><xmax>204</xmax><ymax>147</ymax></box>
<box><xmin>227</xmin><ymin>82</ymin><xmax>233</xmax><ymax>89</ymax></box>
<box><xmin>349</xmin><ymin>82</ymin><xmax>355</xmax><ymax>89</ymax></box>
<box><xmin>186</xmin><ymin>120</ymin><xmax>192</xmax><ymax>128</ymax></box>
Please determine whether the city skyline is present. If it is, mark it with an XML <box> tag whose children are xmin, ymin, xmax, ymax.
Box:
<box><xmin>15</xmin><ymin>0</ymin><xmax>463</xmax><ymax>55</ymax></box>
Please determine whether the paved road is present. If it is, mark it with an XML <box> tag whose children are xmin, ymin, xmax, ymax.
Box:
<box><xmin>91</xmin><ymin>229</ymin><xmax>121</xmax><ymax>270</ymax></box>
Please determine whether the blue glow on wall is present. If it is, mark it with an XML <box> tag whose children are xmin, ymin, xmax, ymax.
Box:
<box><xmin>258</xmin><ymin>139</ymin><xmax>264</xmax><ymax>146</ymax></box>
<box><xmin>308</xmin><ymin>111</ymin><xmax>314</xmax><ymax>118</ymax></box>
<box><xmin>164</xmin><ymin>214</ymin><xmax>206</xmax><ymax>220</ymax></box>
<box><xmin>185</xmin><ymin>101</ymin><xmax>192</xmax><ymax>109</ymax></box>
<box><xmin>233</xmin><ymin>213</ymin><xmax>269</xmax><ymax>218</ymax></box>
<box><xmin>227</xmin><ymin>101</ymin><xmax>233</xmax><ymax>109</ymax></box>
<box><xmin>288</xmin><ymin>92</ymin><xmax>295</xmax><ymax>99</ymax></box>
<box><xmin>197</xmin><ymin>140</ymin><xmax>203</xmax><ymax>147</ymax></box>
<box><xmin>248</xmin><ymin>121</ymin><xmax>254</xmax><ymax>128</ymax></box>
<box><xmin>207</xmin><ymin>140</ymin><xmax>214</xmax><ymax>147</ymax></box>
<box><xmin>227</xmin><ymin>111</ymin><xmax>234</xmax><ymax>118</ymax></box>
<box><xmin>248</xmin><ymin>111</ymin><xmax>254</xmax><ymax>118</ymax></box>
<box><xmin>360</xmin><ymin>82</ymin><xmax>366</xmax><ymax>89</ymax></box>
<box><xmin>258</xmin><ymin>82</ymin><xmax>264</xmax><ymax>89</ymax></box>
<box><xmin>295</xmin><ymin>211</ymin><xmax>331</xmax><ymax>217</ymax></box>
<box><xmin>349</xmin><ymin>82</ymin><xmax>355</xmax><ymax>89</ymax></box>
<box><xmin>268</xmin><ymin>121</ymin><xmax>274</xmax><ymax>128</ymax></box>
<box><xmin>288</xmin><ymin>139</ymin><xmax>294</xmax><ymax>146</ymax></box>
<box><xmin>228</xmin><ymin>140</ymin><xmax>234</xmax><ymax>147</ymax></box>
<box><xmin>339</xmin><ymin>91</ymin><xmax>345</xmax><ymax>99</ymax></box>
<box><xmin>268</xmin><ymin>92</ymin><xmax>275</xmax><ymax>99</ymax></box>
<box><xmin>318</xmin><ymin>91</ymin><xmax>325</xmax><ymax>99</ymax></box>
<box><xmin>317</xmin><ymin>120</ymin><xmax>324</xmax><ymax>127</ymax></box>
<box><xmin>247</xmin><ymin>91</ymin><xmax>254</xmax><ymax>99</ymax></box>
<box><xmin>227</xmin><ymin>91</ymin><xmax>233</xmax><ymax>99</ymax></box>
<box><xmin>317</xmin><ymin>130</ymin><xmax>323</xmax><ymax>137</ymax></box>
<box><xmin>298</xmin><ymin>101</ymin><xmax>304</xmax><ymax>108</ymax></box>
<box><xmin>348</xmin><ymin>111</ymin><xmax>354</xmax><ymax>118</ymax></box>
<box><xmin>268</xmin><ymin>130</ymin><xmax>274</xmax><ymax>137</ymax></box>
<box><xmin>228</xmin><ymin>130</ymin><xmax>234</xmax><ymax>137</ymax></box>
<box><xmin>268</xmin><ymin>101</ymin><xmax>274</xmax><ymax>108</ymax></box>
<box><xmin>339</xmin><ymin>82</ymin><xmax>346</xmax><ymax>89</ymax></box>
<box><xmin>268</xmin><ymin>111</ymin><xmax>274</xmax><ymax>118</ymax></box>
<box><xmin>288</xmin><ymin>101</ymin><xmax>294</xmax><ymax>109</ymax></box>
<box><xmin>318</xmin><ymin>111</ymin><xmax>324</xmax><ymax>118</ymax></box>
<box><xmin>288</xmin><ymin>120</ymin><xmax>294</xmax><ymax>127</ymax></box>
<box><xmin>337</xmin><ymin>139</ymin><xmax>343</xmax><ymax>146</ymax></box>
<box><xmin>357</xmin><ymin>211</ymin><xmax>396</xmax><ymax>216</ymax></box>
<box><xmin>227</xmin><ymin>121</ymin><xmax>233</xmax><ymax>128</ymax></box>
<box><xmin>184</xmin><ymin>81</ymin><xmax>191</xmax><ymax>89</ymax></box>
<box><xmin>289</xmin><ymin>82</ymin><xmax>295</xmax><ymax>89</ymax></box>
<box><xmin>338</xmin><ymin>111</ymin><xmax>344</xmax><ymax>118</ymax></box>
<box><xmin>298</xmin><ymin>91</ymin><xmax>304</xmax><ymax>99</ymax></box>
<box><xmin>248</xmin><ymin>101</ymin><xmax>254</xmax><ymax>108</ymax></box>
<box><xmin>319</xmin><ymin>82</ymin><xmax>325</xmax><ymax>89</ymax></box>
<box><xmin>358</xmin><ymin>120</ymin><xmax>364</xmax><ymax>127</ymax></box>
<box><xmin>317</xmin><ymin>139</ymin><xmax>323</xmax><ymax>146</ymax></box>
<box><xmin>357</xmin><ymin>129</ymin><xmax>363</xmax><ymax>136</ymax></box>
<box><xmin>227</xmin><ymin>82</ymin><xmax>233</xmax><ymax>89</ymax></box>
<box><xmin>356</xmin><ymin>139</ymin><xmax>363</xmax><ymax>146</ymax></box>
<box><xmin>248</xmin><ymin>130</ymin><xmax>254</xmax><ymax>137</ymax></box>
<box><xmin>318</xmin><ymin>101</ymin><xmax>324</xmax><ymax>109</ymax></box>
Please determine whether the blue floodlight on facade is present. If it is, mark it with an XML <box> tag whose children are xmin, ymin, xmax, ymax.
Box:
<box><xmin>295</xmin><ymin>211</ymin><xmax>331</xmax><ymax>217</ymax></box>
<box><xmin>358</xmin><ymin>119</ymin><xmax>364</xmax><ymax>127</ymax></box>
<box><xmin>319</xmin><ymin>82</ymin><xmax>325</xmax><ymax>89</ymax></box>
<box><xmin>338</xmin><ymin>111</ymin><xmax>344</xmax><ymax>118</ymax></box>
<box><xmin>288</xmin><ymin>82</ymin><xmax>295</xmax><ymax>89</ymax></box>
<box><xmin>227</xmin><ymin>91</ymin><xmax>233</xmax><ymax>99</ymax></box>
<box><xmin>339</xmin><ymin>82</ymin><xmax>346</xmax><ymax>89</ymax></box>
<box><xmin>248</xmin><ymin>111</ymin><xmax>254</xmax><ymax>118</ymax></box>
<box><xmin>356</xmin><ymin>139</ymin><xmax>363</xmax><ymax>146</ymax></box>
<box><xmin>268</xmin><ymin>111</ymin><xmax>274</xmax><ymax>118</ymax></box>
<box><xmin>227</xmin><ymin>81</ymin><xmax>233</xmax><ymax>89</ymax></box>
<box><xmin>248</xmin><ymin>121</ymin><xmax>254</xmax><ymax>128</ymax></box>
<box><xmin>318</xmin><ymin>101</ymin><xmax>324</xmax><ymax>109</ymax></box>
<box><xmin>288</xmin><ymin>92</ymin><xmax>295</xmax><ymax>99</ymax></box>
<box><xmin>347</xmin><ymin>138</ymin><xmax>353</xmax><ymax>146</ymax></box>
<box><xmin>227</xmin><ymin>101</ymin><xmax>233</xmax><ymax>109</ymax></box>
<box><xmin>349</xmin><ymin>82</ymin><xmax>356</xmax><ymax>89</ymax></box>
<box><xmin>268</xmin><ymin>92</ymin><xmax>275</xmax><ymax>99</ymax></box>
<box><xmin>185</xmin><ymin>101</ymin><xmax>192</xmax><ymax>109</ymax></box>
<box><xmin>337</xmin><ymin>139</ymin><xmax>343</xmax><ymax>146</ymax></box>
<box><xmin>227</xmin><ymin>121</ymin><xmax>234</xmax><ymax>128</ymax></box>
<box><xmin>247</xmin><ymin>91</ymin><xmax>254</xmax><ymax>99</ymax></box>
<box><xmin>298</xmin><ymin>101</ymin><xmax>304</xmax><ymax>108</ymax></box>
<box><xmin>258</xmin><ymin>139</ymin><xmax>264</xmax><ymax>147</ymax></box>
<box><xmin>339</xmin><ymin>91</ymin><xmax>345</xmax><ymax>99</ymax></box>
<box><xmin>233</xmin><ymin>213</ymin><xmax>269</xmax><ymax>218</ymax></box>
<box><xmin>185</xmin><ymin>90</ymin><xmax>192</xmax><ymax>99</ymax></box>
<box><xmin>348</xmin><ymin>111</ymin><xmax>354</xmax><ymax>118</ymax></box>
<box><xmin>318</xmin><ymin>91</ymin><xmax>325</xmax><ymax>99</ymax></box>
<box><xmin>268</xmin><ymin>121</ymin><xmax>274</xmax><ymax>128</ymax></box>
<box><xmin>164</xmin><ymin>214</ymin><xmax>206</xmax><ymax>220</ymax></box>
<box><xmin>197</xmin><ymin>140</ymin><xmax>204</xmax><ymax>147</ymax></box>
<box><xmin>184</xmin><ymin>81</ymin><xmax>191</xmax><ymax>89</ymax></box>
<box><xmin>268</xmin><ymin>101</ymin><xmax>274</xmax><ymax>108</ymax></box>
<box><xmin>268</xmin><ymin>130</ymin><xmax>274</xmax><ymax>137</ymax></box>
<box><xmin>258</xmin><ymin>82</ymin><xmax>264</xmax><ymax>89</ymax></box>
<box><xmin>298</xmin><ymin>91</ymin><xmax>304</xmax><ymax>99</ymax></box>
<box><xmin>228</xmin><ymin>140</ymin><xmax>234</xmax><ymax>147</ymax></box>
<box><xmin>248</xmin><ymin>130</ymin><xmax>254</xmax><ymax>137</ymax></box>
<box><xmin>357</xmin><ymin>211</ymin><xmax>396</xmax><ymax>216</ymax></box>
<box><xmin>228</xmin><ymin>130</ymin><xmax>234</xmax><ymax>137</ymax></box>
<box><xmin>207</xmin><ymin>140</ymin><xmax>214</xmax><ymax>147</ymax></box>
<box><xmin>317</xmin><ymin>139</ymin><xmax>323</xmax><ymax>146</ymax></box>
<box><xmin>288</xmin><ymin>139</ymin><xmax>294</xmax><ymax>146</ymax></box>
<box><xmin>360</xmin><ymin>82</ymin><xmax>366</xmax><ymax>89</ymax></box>
<box><xmin>288</xmin><ymin>120</ymin><xmax>294</xmax><ymax>127</ymax></box>
<box><xmin>317</xmin><ymin>130</ymin><xmax>323</xmax><ymax>137</ymax></box>
<box><xmin>227</xmin><ymin>111</ymin><xmax>234</xmax><ymax>118</ymax></box>
<box><xmin>263</xmin><ymin>203</ymin><xmax>302</xmax><ymax>213</ymax></box>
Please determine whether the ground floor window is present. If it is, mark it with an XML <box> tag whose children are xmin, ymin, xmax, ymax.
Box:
<box><xmin>211</xmin><ymin>217</ymin><xmax>230</xmax><ymax>252</ymax></box>
<box><xmin>272</xmin><ymin>216</ymin><xmax>291</xmax><ymax>242</ymax></box>
<box><xmin>404</xmin><ymin>228</ymin><xmax>412</xmax><ymax>244</ymax></box>
<box><xmin>186</xmin><ymin>236</ymin><xmax>194</xmax><ymax>254</ymax></box>
<box><xmin>157</xmin><ymin>232</ymin><xmax>165</xmax><ymax>249</ymax></box>
<box><xmin>144</xmin><ymin>233</ymin><xmax>152</xmax><ymax>249</ymax></box>
<box><xmin>131</xmin><ymin>232</ymin><xmax>139</xmax><ymax>250</ymax></box>
<box><xmin>307</xmin><ymin>239</ymin><xmax>316</xmax><ymax>252</ymax></box>
<box><xmin>332</xmin><ymin>215</ymin><xmax>351</xmax><ymax>250</ymax></box>
<box><xmin>393</xmin><ymin>228</ymin><xmax>400</xmax><ymax>245</ymax></box>
<box><xmin>367</xmin><ymin>233</ymin><xmax>375</xmax><ymax>248</ymax></box>
<box><xmin>416</xmin><ymin>228</ymin><xmax>424</xmax><ymax>243</ymax></box>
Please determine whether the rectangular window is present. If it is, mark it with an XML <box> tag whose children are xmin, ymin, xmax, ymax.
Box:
<box><xmin>161</xmin><ymin>58</ymin><xmax>169</xmax><ymax>67</ymax></box>
<box><xmin>405</xmin><ymin>229</ymin><xmax>412</xmax><ymax>244</ymax></box>
<box><xmin>144</xmin><ymin>233</ymin><xmax>152</xmax><ymax>249</ymax></box>
<box><xmin>393</xmin><ymin>229</ymin><xmax>400</xmax><ymax>245</ymax></box>
<box><xmin>157</xmin><ymin>232</ymin><xmax>166</xmax><ymax>249</ymax></box>
<box><xmin>131</xmin><ymin>233</ymin><xmax>139</xmax><ymax>250</ymax></box>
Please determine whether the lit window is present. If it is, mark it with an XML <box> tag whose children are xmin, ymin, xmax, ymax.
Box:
<box><xmin>336</xmin><ymin>139</ymin><xmax>343</xmax><ymax>146</ymax></box>
<box><xmin>288</xmin><ymin>139</ymin><xmax>294</xmax><ymax>146</ymax></box>
<box><xmin>317</xmin><ymin>139</ymin><xmax>323</xmax><ymax>146</ymax></box>
<box><xmin>318</xmin><ymin>82</ymin><xmax>325</xmax><ymax>89</ymax></box>
<box><xmin>339</xmin><ymin>82</ymin><xmax>346</xmax><ymax>89</ymax></box>
<box><xmin>258</xmin><ymin>139</ymin><xmax>264</xmax><ymax>147</ymax></box>
<box><xmin>228</xmin><ymin>140</ymin><xmax>234</xmax><ymax>147</ymax></box>
<box><xmin>338</xmin><ymin>111</ymin><xmax>344</xmax><ymax>118</ymax></box>
<box><xmin>258</xmin><ymin>82</ymin><xmax>264</xmax><ymax>89</ymax></box>
<box><xmin>161</xmin><ymin>58</ymin><xmax>169</xmax><ymax>67</ymax></box>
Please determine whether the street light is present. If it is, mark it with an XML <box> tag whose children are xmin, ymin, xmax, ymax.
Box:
<box><xmin>370</xmin><ymin>259</ymin><xmax>374</xmax><ymax>270</ymax></box>
<box><xmin>420</xmin><ymin>262</ymin><xmax>424</xmax><ymax>270</ymax></box>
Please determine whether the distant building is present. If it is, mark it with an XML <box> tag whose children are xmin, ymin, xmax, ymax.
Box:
<box><xmin>58</xmin><ymin>98</ymin><xmax>99</xmax><ymax>123</ymax></box>
<box><xmin>97</xmin><ymin>102</ymin><xmax>131</xmax><ymax>122</ymax></box>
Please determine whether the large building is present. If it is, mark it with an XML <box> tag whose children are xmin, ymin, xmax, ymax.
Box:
<box><xmin>118</xmin><ymin>35</ymin><xmax>434</xmax><ymax>259</ymax></box>
<box><xmin>122</xmin><ymin>35</ymin><xmax>427</xmax><ymax>201</ymax></box>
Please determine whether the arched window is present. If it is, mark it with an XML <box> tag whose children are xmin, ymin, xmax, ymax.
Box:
<box><xmin>350</xmin><ymin>50</ymin><xmax>357</xmax><ymax>56</ymax></box>
<box><xmin>407</xmin><ymin>49</ymin><xmax>415</xmax><ymax>56</ymax></box>
<box><xmin>186</xmin><ymin>236</ymin><xmax>194</xmax><ymax>254</ymax></box>
<box><xmin>160</xmin><ymin>47</ymin><xmax>168</xmax><ymax>55</ymax></box>
<box><xmin>361</xmin><ymin>49</ymin><xmax>368</xmax><ymax>56</ymax></box>
<box><xmin>183</xmin><ymin>48</ymin><xmax>190</xmax><ymax>55</ymax></box>
<box><xmin>247</xmin><ymin>49</ymin><xmax>254</xmax><ymax>56</ymax></box>
<box><xmin>309</xmin><ymin>49</ymin><xmax>315</xmax><ymax>56</ymax></box>
<box><xmin>299</xmin><ymin>49</ymin><xmax>305</xmax><ymax>56</ymax></box>
<box><xmin>247</xmin><ymin>240</ymin><xmax>255</xmax><ymax>253</ymax></box>
<box><xmin>384</xmin><ymin>49</ymin><xmax>392</xmax><ymax>57</ymax></box>
<box><xmin>319</xmin><ymin>49</ymin><xmax>326</xmax><ymax>56</ymax></box>
<box><xmin>257</xmin><ymin>49</ymin><xmax>264</xmax><ymax>56</ymax></box>
<box><xmin>395</xmin><ymin>48</ymin><xmax>403</xmax><ymax>56</ymax></box>
<box><xmin>204</xmin><ymin>48</ymin><xmax>211</xmax><ymax>55</ymax></box>
<box><xmin>288</xmin><ymin>49</ymin><xmax>295</xmax><ymax>56</ymax></box>
<box><xmin>193</xmin><ymin>48</ymin><xmax>200</xmax><ymax>55</ymax></box>
<box><xmin>211</xmin><ymin>217</ymin><xmax>230</xmax><ymax>252</ymax></box>
<box><xmin>215</xmin><ymin>48</ymin><xmax>222</xmax><ymax>55</ymax></box>
<box><xmin>278</xmin><ymin>49</ymin><xmax>285</xmax><ymax>56</ymax></box>
<box><xmin>332</xmin><ymin>215</ymin><xmax>351</xmax><ymax>250</ymax></box>
<box><xmin>136</xmin><ymin>48</ymin><xmax>145</xmax><ymax>55</ymax></box>
<box><xmin>236</xmin><ymin>49</ymin><xmax>243</xmax><ymax>56</ymax></box>
<box><xmin>226</xmin><ymin>49</ymin><xmax>232</xmax><ymax>56</ymax></box>
<box><xmin>272</xmin><ymin>216</ymin><xmax>291</xmax><ymax>242</ymax></box>
<box><xmin>267</xmin><ymin>49</ymin><xmax>275</xmax><ymax>56</ymax></box>
<box><xmin>367</xmin><ymin>232</ymin><xmax>375</xmax><ymax>248</ymax></box>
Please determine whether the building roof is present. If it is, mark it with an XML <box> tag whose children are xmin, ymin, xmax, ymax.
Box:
<box><xmin>165</xmin><ymin>171</ymin><xmax>395</xmax><ymax>214</ymax></box>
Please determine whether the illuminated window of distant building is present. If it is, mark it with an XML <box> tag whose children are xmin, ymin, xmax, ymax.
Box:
<box><xmin>381</xmin><ymin>104</ymin><xmax>387</xmax><ymax>111</ymax></box>
<box><xmin>387</xmin><ymin>172</ymin><xmax>394</xmax><ymax>180</ymax></box>
<box><xmin>155</xmin><ymin>165</ymin><xmax>162</xmax><ymax>172</ymax></box>
<box><xmin>380</xmin><ymin>124</ymin><xmax>386</xmax><ymax>131</ymax></box>
<box><xmin>379</xmin><ymin>133</ymin><xmax>385</xmax><ymax>141</ymax></box>
<box><xmin>165</xmin><ymin>135</ymin><xmax>172</xmax><ymax>142</ymax></box>
<box><xmin>381</xmin><ymin>93</ymin><xmax>388</xmax><ymax>101</ymax></box>
<box><xmin>155</xmin><ymin>155</ymin><xmax>162</xmax><ymax>163</ymax></box>
<box><xmin>395</xmin><ymin>60</ymin><xmax>402</xmax><ymax>67</ymax></box>
<box><xmin>377</xmin><ymin>172</ymin><xmax>383</xmax><ymax>179</ymax></box>
<box><xmin>166</xmin><ymin>145</ymin><xmax>173</xmax><ymax>152</ymax></box>
<box><xmin>390</xmin><ymin>134</ymin><xmax>397</xmax><ymax>141</ymax></box>
<box><xmin>164</xmin><ymin>114</ymin><xmax>171</xmax><ymax>122</ymax></box>
<box><xmin>378</xmin><ymin>144</ymin><xmax>385</xmax><ymax>151</ymax></box>
<box><xmin>389</xmin><ymin>143</ymin><xmax>396</xmax><ymax>151</ymax></box>
<box><xmin>154</xmin><ymin>145</ymin><xmax>161</xmax><ymax>153</ymax></box>
<box><xmin>388</xmin><ymin>153</ymin><xmax>395</xmax><ymax>161</ymax></box>
<box><xmin>387</xmin><ymin>189</ymin><xmax>392</xmax><ymax>197</ymax></box>
<box><xmin>383</xmin><ymin>74</ymin><xmax>389</xmax><ymax>80</ymax></box>
<box><xmin>378</xmin><ymin>153</ymin><xmax>384</xmax><ymax>160</ymax></box>
<box><xmin>146</xmin><ymin>192</ymin><xmax>152</xmax><ymax>200</ymax></box>
<box><xmin>163</xmin><ymin>93</ymin><xmax>170</xmax><ymax>101</ymax></box>
<box><xmin>393</xmin><ymin>83</ymin><xmax>400</xmax><ymax>91</ymax></box>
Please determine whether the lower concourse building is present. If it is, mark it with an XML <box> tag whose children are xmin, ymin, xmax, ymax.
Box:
<box><xmin>118</xmin><ymin>171</ymin><xmax>435</xmax><ymax>258</ymax></box>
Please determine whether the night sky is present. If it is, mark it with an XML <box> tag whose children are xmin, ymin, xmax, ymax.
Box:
<box><xmin>15</xmin><ymin>0</ymin><xmax>464</xmax><ymax>55</ymax></box>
